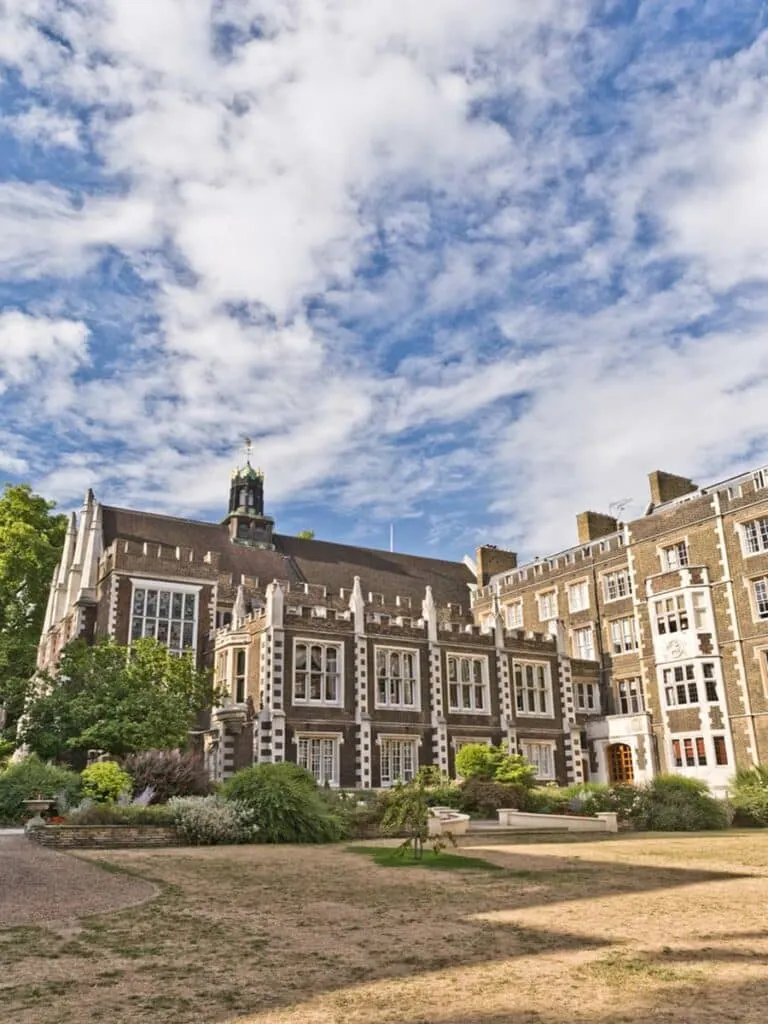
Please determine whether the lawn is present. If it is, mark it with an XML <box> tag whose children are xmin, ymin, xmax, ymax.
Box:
<box><xmin>3</xmin><ymin>832</ymin><xmax>768</xmax><ymax>1023</ymax></box>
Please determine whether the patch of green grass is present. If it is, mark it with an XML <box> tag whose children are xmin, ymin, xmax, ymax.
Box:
<box><xmin>586</xmin><ymin>952</ymin><xmax>704</xmax><ymax>986</ymax></box>
<box><xmin>345</xmin><ymin>845</ymin><xmax>504</xmax><ymax>871</ymax></box>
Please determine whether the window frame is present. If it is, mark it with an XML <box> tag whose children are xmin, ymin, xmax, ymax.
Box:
<box><xmin>378</xmin><ymin>734</ymin><xmax>419</xmax><ymax>788</ymax></box>
<box><xmin>513</xmin><ymin>660</ymin><xmax>554</xmax><ymax>717</ymax></box>
<box><xmin>537</xmin><ymin>589</ymin><xmax>558</xmax><ymax>622</ymax></box>
<box><xmin>609</xmin><ymin>616</ymin><xmax>638</xmax><ymax>655</ymax></box>
<box><xmin>617</xmin><ymin>678</ymin><xmax>644</xmax><ymax>715</ymax></box>
<box><xmin>374</xmin><ymin>645</ymin><xmax>421</xmax><ymax>711</ymax></box>
<box><xmin>751</xmin><ymin>577</ymin><xmax>768</xmax><ymax>621</ymax></box>
<box><xmin>572</xmin><ymin>625</ymin><xmax>595</xmax><ymax>661</ymax></box>
<box><xmin>654</xmin><ymin>593</ymin><xmax>689</xmax><ymax>635</ymax></box>
<box><xmin>602</xmin><ymin>569</ymin><xmax>632</xmax><ymax>603</ymax></box>
<box><xmin>567</xmin><ymin>580</ymin><xmax>590</xmax><ymax>613</ymax></box>
<box><xmin>520</xmin><ymin>740</ymin><xmax>556</xmax><ymax>781</ymax></box>
<box><xmin>233</xmin><ymin>647</ymin><xmax>247</xmax><ymax>704</ymax></box>
<box><xmin>128</xmin><ymin>578</ymin><xmax>201</xmax><ymax>661</ymax></box>
<box><xmin>446</xmin><ymin>653</ymin><xmax>491</xmax><ymax>714</ymax></box>
<box><xmin>505</xmin><ymin>601</ymin><xmax>523</xmax><ymax>629</ymax></box>
<box><xmin>662</xmin><ymin>541</ymin><xmax>689</xmax><ymax>571</ymax></box>
<box><xmin>295</xmin><ymin>732</ymin><xmax>341</xmax><ymax>787</ymax></box>
<box><xmin>742</xmin><ymin>516</ymin><xmax>768</xmax><ymax>556</ymax></box>
<box><xmin>292</xmin><ymin>638</ymin><xmax>344</xmax><ymax>707</ymax></box>
<box><xmin>574</xmin><ymin>681</ymin><xmax>600</xmax><ymax>714</ymax></box>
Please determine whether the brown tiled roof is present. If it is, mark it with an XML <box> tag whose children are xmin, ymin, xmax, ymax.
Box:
<box><xmin>101</xmin><ymin>507</ymin><xmax>473</xmax><ymax>607</ymax></box>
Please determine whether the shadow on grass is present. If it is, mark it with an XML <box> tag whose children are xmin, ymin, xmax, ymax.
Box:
<box><xmin>346</xmin><ymin>845</ymin><xmax>506</xmax><ymax>871</ymax></box>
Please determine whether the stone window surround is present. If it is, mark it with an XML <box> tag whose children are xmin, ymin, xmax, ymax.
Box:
<box><xmin>373</xmin><ymin>644</ymin><xmax>421</xmax><ymax>711</ymax></box>
<box><xmin>292</xmin><ymin>637</ymin><xmax>344</xmax><ymax>707</ymax></box>
<box><xmin>602</xmin><ymin>569</ymin><xmax>632</xmax><ymax>603</ymax></box>
<box><xmin>660</xmin><ymin>660</ymin><xmax>720</xmax><ymax>710</ymax></box>
<box><xmin>617</xmin><ymin>678</ymin><xmax>644</xmax><ymax>715</ymax></box>
<box><xmin>609</xmin><ymin>615</ymin><xmax>639</xmax><ymax>655</ymax></box>
<box><xmin>737</xmin><ymin>515</ymin><xmax>768</xmax><ymax>557</ymax></box>
<box><xmin>376</xmin><ymin>733</ymin><xmax>421</xmax><ymax>787</ymax></box>
<box><xmin>294</xmin><ymin>730</ymin><xmax>343</xmax><ymax>787</ymax></box>
<box><xmin>574</xmin><ymin>680</ymin><xmax>600</xmax><ymax>713</ymax></box>
<box><xmin>513</xmin><ymin>659</ymin><xmax>554</xmax><ymax>718</ymax></box>
<box><xmin>567</xmin><ymin>578</ymin><xmax>590</xmax><ymax>613</ymax></box>
<box><xmin>745</xmin><ymin>575</ymin><xmax>768</xmax><ymax>623</ymax></box>
<box><xmin>571</xmin><ymin>623</ymin><xmax>595</xmax><ymax>661</ymax></box>
<box><xmin>446</xmin><ymin>652</ymin><xmax>492</xmax><ymax>715</ymax></box>
<box><xmin>659</xmin><ymin>537</ymin><xmax>690</xmax><ymax>572</ymax></box>
<box><xmin>536</xmin><ymin>587</ymin><xmax>558</xmax><ymax>622</ymax></box>
<box><xmin>520</xmin><ymin>739</ymin><xmax>556</xmax><ymax>780</ymax></box>
<box><xmin>504</xmin><ymin>600</ymin><xmax>523</xmax><ymax>629</ymax></box>
<box><xmin>128</xmin><ymin>576</ymin><xmax>201</xmax><ymax>661</ymax></box>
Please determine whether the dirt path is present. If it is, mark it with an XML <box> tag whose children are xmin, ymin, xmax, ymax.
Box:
<box><xmin>0</xmin><ymin>837</ymin><xmax>157</xmax><ymax>927</ymax></box>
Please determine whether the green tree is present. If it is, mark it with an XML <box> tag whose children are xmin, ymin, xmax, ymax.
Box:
<box><xmin>0</xmin><ymin>484</ymin><xmax>66</xmax><ymax>739</ymax></box>
<box><xmin>455</xmin><ymin>743</ymin><xmax>537</xmax><ymax>787</ymax></box>
<box><xmin>297</xmin><ymin>530</ymin><xmax>315</xmax><ymax>540</ymax></box>
<box><xmin>19</xmin><ymin>638</ymin><xmax>215</xmax><ymax>762</ymax></box>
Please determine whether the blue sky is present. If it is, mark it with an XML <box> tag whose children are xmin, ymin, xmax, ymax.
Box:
<box><xmin>1</xmin><ymin>1</ymin><xmax>768</xmax><ymax>562</ymax></box>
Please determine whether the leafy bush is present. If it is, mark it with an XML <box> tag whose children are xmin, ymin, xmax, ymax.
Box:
<box><xmin>81</xmin><ymin>762</ymin><xmax>133</xmax><ymax>803</ymax></box>
<box><xmin>558</xmin><ymin>782</ymin><xmax>638</xmax><ymax>822</ymax></box>
<box><xmin>522</xmin><ymin>787</ymin><xmax>571</xmax><ymax>815</ymax></box>
<box><xmin>221</xmin><ymin>763</ymin><xmax>341</xmax><ymax>844</ymax></box>
<box><xmin>423</xmin><ymin>783</ymin><xmax>464</xmax><ymax>809</ymax></box>
<box><xmin>459</xmin><ymin>778</ymin><xmax>529</xmax><ymax>818</ymax></box>
<box><xmin>169</xmin><ymin>795</ymin><xmax>257</xmax><ymax>845</ymax></box>
<box><xmin>630</xmin><ymin>774</ymin><xmax>728</xmax><ymax>832</ymax></box>
<box><xmin>730</xmin><ymin>765</ymin><xmax>768</xmax><ymax>827</ymax></box>
<box><xmin>0</xmin><ymin>756</ymin><xmax>81</xmax><ymax>824</ymax></box>
<box><xmin>64</xmin><ymin>802</ymin><xmax>175</xmax><ymax>826</ymax></box>
<box><xmin>122</xmin><ymin>749</ymin><xmax>211</xmax><ymax>804</ymax></box>
<box><xmin>455</xmin><ymin>744</ymin><xmax>537</xmax><ymax>788</ymax></box>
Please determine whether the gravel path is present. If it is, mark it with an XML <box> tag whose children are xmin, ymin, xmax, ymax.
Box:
<box><xmin>0</xmin><ymin>837</ymin><xmax>157</xmax><ymax>926</ymax></box>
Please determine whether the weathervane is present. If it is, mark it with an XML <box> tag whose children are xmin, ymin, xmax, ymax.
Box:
<box><xmin>243</xmin><ymin>436</ymin><xmax>254</xmax><ymax>463</ymax></box>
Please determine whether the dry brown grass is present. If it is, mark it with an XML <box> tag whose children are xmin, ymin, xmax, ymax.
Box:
<box><xmin>3</xmin><ymin>832</ymin><xmax>768</xmax><ymax>1023</ymax></box>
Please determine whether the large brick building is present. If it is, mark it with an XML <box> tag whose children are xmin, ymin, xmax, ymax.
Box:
<box><xmin>36</xmin><ymin>457</ymin><xmax>599</xmax><ymax>788</ymax></box>
<box><xmin>472</xmin><ymin>466</ymin><xmax>768</xmax><ymax>796</ymax></box>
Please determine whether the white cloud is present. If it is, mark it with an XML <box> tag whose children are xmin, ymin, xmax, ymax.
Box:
<box><xmin>0</xmin><ymin>3</ymin><xmax>768</xmax><ymax>558</ymax></box>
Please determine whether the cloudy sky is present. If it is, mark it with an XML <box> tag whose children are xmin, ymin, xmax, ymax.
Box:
<box><xmin>1</xmin><ymin>1</ymin><xmax>768</xmax><ymax>561</ymax></box>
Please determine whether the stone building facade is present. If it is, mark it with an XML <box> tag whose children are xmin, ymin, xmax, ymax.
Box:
<box><xmin>471</xmin><ymin>465</ymin><xmax>768</xmax><ymax>796</ymax></box>
<box><xmin>35</xmin><ymin>460</ymin><xmax>598</xmax><ymax>788</ymax></box>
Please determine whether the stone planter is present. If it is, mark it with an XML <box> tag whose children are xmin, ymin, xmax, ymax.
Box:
<box><xmin>23</xmin><ymin>798</ymin><xmax>55</xmax><ymax>833</ymax></box>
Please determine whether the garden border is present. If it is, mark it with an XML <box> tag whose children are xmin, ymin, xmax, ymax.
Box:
<box><xmin>26</xmin><ymin>824</ymin><xmax>182</xmax><ymax>849</ymax></box>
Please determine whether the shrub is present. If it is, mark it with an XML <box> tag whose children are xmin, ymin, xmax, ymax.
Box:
<box><xmin>423</xmin><ymin>783</ymin><xmax>464</xmax><ymax>809</ymax></box>
<box><xmin>730</xmin><ymin>765</ymin><xmax>768</xmax><ymax>827</ymax></box>
<box><xmin>220</xmin><ymin>763</ymin><xmax>341</xmax><ymax>844</ymax></box>
<box><xmin>0</xmin><ymin>756</ymin><xmax>82</xmax><ymax>824</ymax></box>
<box><xmin>169</xmin><ymin>795</ymin><xmax>257</xmax><ymax>845</ymax></box>
<box><xmin>81</xmin><ymin>762</ymin><xmax>133</xmax><ymax>804</ymax></box>
<box><xmin>522</xmin><ymin>787</ymin><xmax>571</xmax><ymax>815</ymax></box>
<box><xmin>64</xmin><ymin>802</ymin><xmax>176</xmax><ymax>826</ymax></box>
<box><xmin>630</xmin><ymin>774</ymin><xmax>728</xmax><ymax>832</ymax></box>
<box><xmin>455</xmin><ymin>744</ymin><xmax>538</xmax><ymax>788</ymax></box>
<box><xmin>560</xmin><ymin>782</ymin><xmax>638</xmax><ymax>822</ymax></box>
<box><xmin>459</xmin><ymin>778</ymin><xmax>529</xmax><ymax>818</ymax></box>
<box><xmin>455</xmin><ymin>744</ymin><xmax>498</xmax><ymax>780</ymax></box>
<box><xmin>122</xmin><ymin>749</ymin><xmax>211</xmax><ymax>804</ymax></box>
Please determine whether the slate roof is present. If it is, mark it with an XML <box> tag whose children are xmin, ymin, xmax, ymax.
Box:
<box><xmin>101</xmin><ymin>507</ymin><xmax>473</xmax><ymax>609</ymax></box>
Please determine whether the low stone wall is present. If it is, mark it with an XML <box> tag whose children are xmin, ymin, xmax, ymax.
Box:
<box><xmin>497</xmin><ymin>809</ymin><xmax>618</xmax><ymax>833</ymax></box>
<box><xmin>26</xmin><ymin>825</ymin><xmax>182</xmax><ymax>849</ymax></box>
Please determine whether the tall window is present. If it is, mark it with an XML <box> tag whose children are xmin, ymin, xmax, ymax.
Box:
<box><xmin>662</xmin><ymin>542</ymin><xmax>689</xmax><ymax>570</ymax></box>
<box><xmin>703</xmin><ymin>663</ymin><xmax>718</xmax><ymax>702</ymax></box>
<box><xmin>375</xmin><ymin>648</ymin><xmax>418</xmax><ymax>709</ymax></box>
<box><xmin>293</xmin><ymin>641</ymin><xmax>342</xmax><ymax>705</ymax></box>
<box><xmin>713</xmin><ymin>735</ymin><xmax>729</xmax><ymax>766</ymax></box>
<box><xmin>654</xmin><ymin>594</ymin><xmax>689</xmax><ymax>634</ymax></box>
<box><xmin>568</xmin><ymin>581</ymin><xmax>590</xmax><ymax>612</ymax></box>
<box><xmin>514</xmin><ymin>662</ymin><xmax>552</xmax><ymax>716</ymax></box>
<box><xmin>234</xmin><ymin>649</ymin><xmax>246</xmax><ymax>703</ymax></box>
<box><xmin>617</xmin><ymin>679</ymin><xmax>644</xmax><ymax>714</ymax></box>
<box><xmin>505</xmin><ymin>601</ymin><xmax>523</xmax><ymax>629</ymax></box>
<box><xmin>692</xmin><ymin>591</ymin><xmax>708</xmax><ymax>630</ymax></box>
<box><xmin>380</xmin><ymin>737</ymin><xmax>418</xmax><ymax>786</ymax></box>
<box><xmin>447</xmin><ymin>655</ymin><xmax>489</xmax><ymax>712</ymax></box>
<box><xmin>610</xmin><ymin>617</ymin><xmax>638</xmax><ymax>654</ymax></box>
<box><xmin>130</xmin><ymin>585</ymin><xmax>198</xmax><ymax>656</ymax></box>
<box><xmin>575</xmin><ymin>682</ymin><xmax>599</xmax><ymax>713</ymax></box>
<box><xmin>603</xmin><ymin>570</ymin><xmax>632</xmax><ymax>602</ymax></box>
<box><xmin>753</xmin><ymin>579</ymin><xmax>768</xmax><ymax>620</ymax></box>
<box><xmin>671</xmin><ymin>736</ymin><xmax>707</xmax><ymax>768</ymax></box>
<box><xmin>663</xmin><ymin>664</ymin><xmax>698</xmax><ymax>706</ymax></box>
<box><xmin>744</xmin><ymin>517</ymin><xmax>768</xmax><ymax>554</ymax></box>
<box><xmin>537</xmin><ymin>591</ymin><xmax>558</xmax><ymax>621</ymax></box>
<box><xmin>297</xmin><ymin>735</ymin><xmax>339</xmax><ymax>786</ymax></box>
<box><xmin>520</xmin><ymin>741</ymin><xmax>555</xmax><ymax>780</ymax></box>
<box><xmin>572</xmin><ymin>626</ymin><xmax>595</xmax><ymax>660</ymax></box>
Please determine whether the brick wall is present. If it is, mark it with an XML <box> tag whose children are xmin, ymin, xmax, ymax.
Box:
<box><xmin>26</xmin><ymin>825</ymin><xmax>181</xmax><ymax>849</ymax></box>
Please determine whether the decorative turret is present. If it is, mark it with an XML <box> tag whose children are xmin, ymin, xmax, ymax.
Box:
<box><xmin>222</xmin><ymin>439</ymin><xmax>275</xmax><ymax>549</ymax></box>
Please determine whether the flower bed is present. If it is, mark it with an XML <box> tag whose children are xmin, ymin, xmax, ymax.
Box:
<box><xmin>26</xmin><ymin>824</ymin><xmax>182</xmax><ymax>849</ymax></box>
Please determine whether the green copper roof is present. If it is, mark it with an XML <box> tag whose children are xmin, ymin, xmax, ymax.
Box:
<box><xmin>231</xmin><ymin>462</ymin><xmax>264</xmax><ymax>481</ymax></box>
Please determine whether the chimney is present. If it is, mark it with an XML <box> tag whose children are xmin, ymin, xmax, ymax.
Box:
<box><xmin>475</xmin><ymin>545</ymin><xmax>518</xmax><ymax>586</ymax></box>
<box><xmin>576</xmin><ymin>511</ymin><xmax>619</xmax><ymax>545</ymax></box>
<box><xmin>648</xmin><ymin>470</ymin><xmax>697</xmax><ymax>506</ymax></box>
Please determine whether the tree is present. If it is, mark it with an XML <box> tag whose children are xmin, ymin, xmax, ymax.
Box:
<box><xmin>19</xmin><ymin>638</ymin><xmax>215</xmax><ymax>763</ymax></box>
<box><xmin>0</xmin><ymin>484</ymin><xmax>66</xmax><ymax>739</ymax></box>
<box><xmin>455</xmin><ymin>743</ymin><xmax>537</xmax><ymax>787</ymax></box>
<box><xmin>297</xmin><ymin>530</ymin><xmax>315</xmax><ymax>540</ymax></box>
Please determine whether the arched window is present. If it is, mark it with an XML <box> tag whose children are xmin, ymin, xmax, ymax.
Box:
<box><xmin>607</xmin><ymin>743</ymin><xmax>634</xmax><ymax>784</ymax></box>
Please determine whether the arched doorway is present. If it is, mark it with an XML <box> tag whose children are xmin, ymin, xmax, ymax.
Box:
<box><xmin>607</xmin><ymin>743</ymin><xmax>634</xmax><ymax>784</ymax></box>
